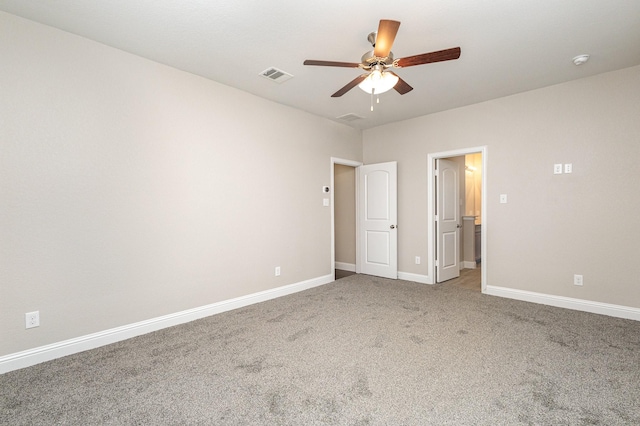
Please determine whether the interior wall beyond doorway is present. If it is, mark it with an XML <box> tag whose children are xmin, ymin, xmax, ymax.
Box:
<box><xmin>334</xmin><ymin>164</ymin><xmax>356</xmax><ymax>270</ymax></box>
<box><xmin>464</xmin><ymin>153</ymin><xmax>482</xmax><ymax>225</ymax></box>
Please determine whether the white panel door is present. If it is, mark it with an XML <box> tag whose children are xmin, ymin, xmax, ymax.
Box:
<box><xmin>436</xmin><ymin>159</ymin><xmax>460</xmax><ymax>282</ymax></box>
<box><xmin>359</xmin><ymin>162</ymin><xmax>397</xmax><ymax>279</ymax></box>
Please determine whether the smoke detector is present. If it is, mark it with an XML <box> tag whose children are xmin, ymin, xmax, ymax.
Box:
<box><xmin>336</xmin><ymin>113</ymin><xmax>364</xmax><ymax>122</ymax></box>
<box><xmin>572</xmin><ymin>54</ymin><xmax>590</xmax><ymax>66</ymax></box>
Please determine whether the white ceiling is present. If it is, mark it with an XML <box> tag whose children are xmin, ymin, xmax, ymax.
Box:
<box><xmin>2</xmin><ymin>0</ymin><xmax>639</xmax><ymax>129</ymax></box>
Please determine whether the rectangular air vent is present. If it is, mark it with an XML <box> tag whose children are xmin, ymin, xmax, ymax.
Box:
<box><xmin>259</xmin><ymin>67</ymin><xmax>293</xmax><ymax>83</ymax></box>
<box><xmin>336</xmin><ymin>113</ymin><xmax>364</xmax><ymax>122</ymax></box>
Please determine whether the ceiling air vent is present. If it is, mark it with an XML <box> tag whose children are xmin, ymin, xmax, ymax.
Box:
<box><xmin>259</xmin><ymin>67</ymin><xmax>293</xmax><ymax>83</ymax></box>
<box><xmin>336</xmin><ymin>113</ymin><xmax>364</xmax><ymax>122</ymax></box>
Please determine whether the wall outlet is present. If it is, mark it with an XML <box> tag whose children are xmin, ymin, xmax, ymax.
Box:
<box><xmin>415</xmin><ymin>256</ymin><xmax>421</xmax><ymax>265</ymax></box>
<box><xmin>574</xmin><ymin>274</ymin><xmax>583</xmax><ymax>286</ymax></box>
<box><xmin>275</xmin><ymin>266</ymin><xmax>281</xmax><ymax>276</ymax></box>
<box><xmin>25</xmin><ymin>311</ymin><xmax>40</xmax><ymax>329</ymax></box>
<box><xmin>554</xmin><ymin>164</ymin><xmax>563</xmax><ymax>174</ymax></box>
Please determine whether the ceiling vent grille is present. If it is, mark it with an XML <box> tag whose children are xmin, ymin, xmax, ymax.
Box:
<box><xmin>259</xmin><ymin>67</ymin><xmax>293</xmax><ymax>83</ymax></box>
<box><xmin>336</xmin><ymin>113</ymin><xmax>364</xmax><ymax>122</ymax></box>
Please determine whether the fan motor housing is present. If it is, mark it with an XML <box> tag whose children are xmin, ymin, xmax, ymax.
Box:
<box><xmin>361</xmin><ymin>50</ymin><xmax>394</xmax><ymax>67</ymax></box>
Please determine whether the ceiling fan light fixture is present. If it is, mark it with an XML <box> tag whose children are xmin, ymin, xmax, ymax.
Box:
<box><xmin>303</xmin><ymin>19</ymin><xmax>460</xmax><ymax>98</ymax></box>
<box><xmin>358</xmin><ymin>70</ymin><xmax>399</xmax><ymax>94</ymax></box>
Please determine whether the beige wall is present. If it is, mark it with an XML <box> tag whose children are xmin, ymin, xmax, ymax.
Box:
<box><xmin>334</xmin><ymin>165</ymin><xmax>356</xmax><ymax>266</ymax></box>
<box><xmin>363</xmin><ymin>65</ymin><xmax>640</xmax><ymax>308</ymax></box>
<box><xmin>0</xmin><ymin>12</ymin><xmax>362</xmax><ymax>356</ymax></box>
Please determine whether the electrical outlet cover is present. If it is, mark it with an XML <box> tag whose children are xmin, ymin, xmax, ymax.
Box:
<box><xmin>25</xmin><ymin>311</ymin><xmax>40</xmax><ymax>329</ymax></box>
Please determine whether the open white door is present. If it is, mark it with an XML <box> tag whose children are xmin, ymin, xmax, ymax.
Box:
<box><xmin>436</xmin><ymin>159</ymin><xmax>460</xmax><ymax>282</ymax></box>
<box><xmin>358</xmin><ymin>162</ymin><xmax>397</xmax><ymax>279</ymax></box>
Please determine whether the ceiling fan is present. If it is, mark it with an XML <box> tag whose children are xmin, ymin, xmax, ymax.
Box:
<box><xmin>304</xmin><ymin>19</ymin><xmax>461</xmax><ymax>98</ymax></box>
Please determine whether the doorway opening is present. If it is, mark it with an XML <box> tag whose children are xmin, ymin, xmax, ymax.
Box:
<box><xmin>427</xmin><ymin>147</ymin><xmax>487</xmax><ymax>292</ymax></box>
<box><xmin>331</xmin><ymin>158</ymin><xmax>361</xmax><ymax>280</ymax></box>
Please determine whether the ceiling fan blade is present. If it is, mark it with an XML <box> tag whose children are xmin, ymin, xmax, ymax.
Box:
<box><xmin>373</xmin><ymin>20</ymin><xmax>401</xmax><ymax>58</ymax></box>
<box><xmin>331</xmin><ymin>74</ymin><xmax>368</xmax><ymax>97</ymax></box>
<box><xmin>395</xmin><ymin>47</ymin><xmax>461</xmax><ymax>68</ymax></box>
<box><xmin>304</xmin><ymin>60</ymin><xmax>361</xmax><ymax>68</ymax></box>
<box><xmin>387</xmin><ymin>71</ymin><xmax>413</xmax><ymax>95</ymax></box>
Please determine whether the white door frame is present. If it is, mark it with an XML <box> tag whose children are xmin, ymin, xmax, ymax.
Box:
<box><xmin>331</xmin><ymin>157</ymin><xmax>363</xmax><ymax>278</ymax></box>
<box><xmin>427</xmin><ymin>146</ymin><xmax>488</xmax><ymax>291</ymax></box>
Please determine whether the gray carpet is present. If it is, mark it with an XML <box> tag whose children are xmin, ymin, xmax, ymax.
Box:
<box><xmin>2</xmin><ymin>274</ymin><xmax>639</xmax><ymax>425</ymax></box>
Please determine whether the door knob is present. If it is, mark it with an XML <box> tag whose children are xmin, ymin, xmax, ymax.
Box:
<box><xmin>390</xmin><ymin>225</ymin><xmax>396</xmax><ymax>229</ymax></box>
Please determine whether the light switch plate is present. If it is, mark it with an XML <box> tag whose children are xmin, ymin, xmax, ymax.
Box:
<box><xmin>500</xmin><ymin>194</ymin><xmax>508</xmax><ymax>204</ymax></box>
<box><xmin>564</xmin><ymin>163</ymin><xmax>572</xmax><ymax>173</ymax></box>
<box><xmin>323</xmin><ymin>198</ymin><xmax>329</xmax><ymax>206</ymax></box>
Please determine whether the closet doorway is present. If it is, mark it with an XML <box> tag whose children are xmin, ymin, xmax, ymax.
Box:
<box><xmin>331</xmin><ymin>158</ymin><xmax>361</xmax><ymax>280</ymax></box>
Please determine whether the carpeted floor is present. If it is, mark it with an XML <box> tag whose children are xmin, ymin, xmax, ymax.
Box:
<box><xmin>2</xmin><ymin>273</ymin><xmax>639</xmax><ymax>425</ymax></box>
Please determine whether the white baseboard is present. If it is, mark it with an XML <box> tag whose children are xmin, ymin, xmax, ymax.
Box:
<box><xmin>398</xmin><ymin>271</ymin><xmax>433</xmax><ymax>285</ymax></box>
<box><xmin>0</xmin><ymin>274</ymin><xmax>333</xmax><ymax>375</ymax></box>
<box><xmin>335</xmin><ymin>262</ymin><xmax>356</xmax><ymax>272</ymax></box>
<box><xmin>486</xmin><ymin>285</ymin><xmax>640</xmax><ymax>321</ymax></box>
<box><xmin>461</xmin><ymin>261</ymin><xmax>477</xmax><ymax>269</ymax></box>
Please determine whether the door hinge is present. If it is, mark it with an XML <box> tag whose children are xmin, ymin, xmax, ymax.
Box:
<box><xmin>434</xmin><ymin>169</ymin><xmax>439</xmax><ymax>176</ymax></box>
<box><xmin>434</xmin><ymin>214</ymin><xmax>439</xmax><ymax>222</ymax></box>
